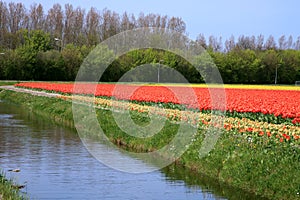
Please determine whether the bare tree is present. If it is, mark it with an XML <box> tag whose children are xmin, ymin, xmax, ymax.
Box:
<box><xmin>196</xmin><ymin>33</ymin><xmax>207</xmax><ymax>49</ymax></box>
<box><xmin>29</xmin><ymin>3</ymin><xmax>45</xmax><ymax>30</ymax></box>
<box><xmin>63</xmin><ymin>4</ymin><xmax>75</xmax><ymax>45</ymax></box>
<box><xmin>144</xmin><ymin>13</ymin><xmax>157</xmax><ymax>28</ymax></box>
<box><xmin>137</xmin><ymin>12</ymin><xmax>146</xmax><ymax>28</ymax></box>
<box><xmin>100</xmin><ymin>8</ymin><xmax>118</xmax><ymax>41</ymax></box>
<box><xmin>167</xmin><ymin>16</ymin><xmax>186</xmax><ymax>33</ymax></box>
<box><xmin>286</xmin><ymin>35</ymin><xmax>293</xmax><ymax>49</ymax></box>
<box><xmin>225</xmin><ymin>35</ymin><xmax>235</xmax><ymax>52</ymax></box>
<box><xmin>208</xmin><ymin>35</ymin><xmax>222</xmax><ymax>52</ymax></box>
<box><xmin>250</xmin><ymin>35</ymin><xmax>256</xmax><ymax>50</ymax></box>
<box><xmin>264</xmin><ymin>35</ymin><xmax>277</xmax><ymax>50</ymax></box>
<box><xmin>256</xmin><ymin>34</ymin><xmax>264</xmax><ymax>50</ymax></box>
<box><xmin>236</xmin><ymin>35</ymin><xmax>255</xmax><ymax>50</ymax></box>
<box><xmin>155</xmin><ymin>14</ymin><xmax>161</xmax><ymax>28</ymax></box>
<box><xmin>45</xmin><ymin>4</ymin><xmax>64</xmax><ymax>40</ymax></box>
<box><xmin>0</xmin><ymin>1</ymin><xmax>9</xmax><ymax>48</ymax></box>
<box><xmin>72</xmin><ymin>7</ymin><xmax>85</xmax><ymax>45</ymax></box>
<box><xmin>120</xmin><ymin>12</ymin><xmax>137</xmax><ymax>32</ymax></box>
<box><xmin>108</xmin><ymin>11</ymin><xmax>121</xmax><ymax>37</ymax></box>
<box><xmin>294</xmin><ymin>36</ymin><xmax>300</xmax><ymax>50</ymax></box>
<box><xmin>120</xmin><ymin>12</ymin><xmax>130</xmax><ymax>31</ymax></box>
<box><xmin>278</xmin><ymin>35</ymin><xmax>286</xmax><ymax>50</ymax></box>
<box><xmin>6</xmin><ymin>2</ymin><xmax>26</xmax><ymax>48</ymax></box>
<box><xmin>160</xmin><ymin>15</ymin><xmax>168</xmax><ymax>29</ymax></box>
<box><xmin>85</xmin><ymin>7</ymin><xmax>100</xmax><ymax>45</ymax></box>
<box><xmin>217</xmin><ymin>36</ymin><xmax>223</xmax><ymax>52</ymax></box>
<box><xmin>8</xmin><ymin>2</ymin><xmax>26</xmax><ymax>34</ymax></box>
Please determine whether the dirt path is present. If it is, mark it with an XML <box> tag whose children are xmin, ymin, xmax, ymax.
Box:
<box><xmin>0</xmin><ymin>85</ymin><xmax>60</xmax><ymax>98</ymax></box>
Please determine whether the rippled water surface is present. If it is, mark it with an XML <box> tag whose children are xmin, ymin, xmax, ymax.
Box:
<box><xmin>0</xmin><ymin>101</ymin><xmax>231</xmax><ymax>200</ymax></box>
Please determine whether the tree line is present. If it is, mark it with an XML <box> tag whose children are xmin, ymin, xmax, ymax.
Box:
<box><xmin>0</xmin><ymin>2</ymin><xmax>186</xmax><ymax>49</ymax></box>
<box><xmin>0</xmin><ymin>2</ymin><xmax>299</xmax><ymax>84</ymax></box>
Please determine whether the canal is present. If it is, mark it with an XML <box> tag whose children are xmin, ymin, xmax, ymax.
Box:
<box><xmin>0</xmin><ymin>100</ymin><xmax>255</xmax><ymax>199</ymax></box>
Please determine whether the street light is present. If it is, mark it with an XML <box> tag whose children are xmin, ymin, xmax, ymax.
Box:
<box><xmin>275</xmin><ymin>65</ymin><xmax>278</xmax><ymax>85</ymax></box>
<box><xmin>54</xmin><ymin>38</ymin><xmax>62</xmax><ymax>51</ymax></box>
<box><xmin>275</xmin><ymin>61</ymin><xmax>281</xmax><ymax>85</ymax></box>
<box><xmin>158</xmin><ymin>60</ymin><xmax>164</xmax><ymax>83</ymax></box>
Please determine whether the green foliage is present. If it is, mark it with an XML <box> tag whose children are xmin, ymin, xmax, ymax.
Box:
<box><xmin>277</xmin><ymin>50</ymin><xmax>300</xmax><ymax>83</ymax></box>
<box><xmin>102</xmin><ymin>48</ymin><xmax>202</xmax><ymax>83</ymax></box>
<box><xmin>1</xmin><ymin>30</ymin><xmax>300</xmax><ymax>84</ymax></box>
<box><xmin>195</xmin><ymin>51</ymin><xmax>218</xmax><ymax>83</ymax></box>
<box><xmin>226</xmin><ymin>111</ymin><xmax>293</xmax><ymax>125</ymax></box>
<box><xmin>1</xmin><ymin>50</ymin><xmax>24</xmax><ymax>80</ymax></box>
<box><xmin>12</xmin><ymin>30</ymin><xmax>53</xmax><ymax>80</ymax></box>
<box><xmin>36</xmin><ymin>50</ymin><xmax>66</xmax><ymax>81</ymax></box>
<box><xmin>79</xmin><ymin>44</ymin><xmax>115</xmax><ymax>81</ymax></box>
<box><xmin>0</xmin><ymin>81</ymin><xmax>19</xmax><ymax>86</ymax></box>
<box><xmin>61</xmin><ymin>44</ymin><xmax>84</xmax><ymax>80</ymax></box>
<box><xmin>0</xmin><ymin>1</ymin><xmax>299</xmax><ymax>83</ymax></box>
<box><xmin>19</xmin><ymin>29</ymin><xmax>51</xmax><ymax>52</ymax></box>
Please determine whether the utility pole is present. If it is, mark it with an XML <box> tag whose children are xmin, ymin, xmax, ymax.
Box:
<box><xmin>158</xmin><ymin>60</ymin><xmax>164</xmax><ymax>83</ymax></box>
<box><xmin>275</xmin><ymin>65</ymin><xmax>278</xmax><ymax>85</ymax></box>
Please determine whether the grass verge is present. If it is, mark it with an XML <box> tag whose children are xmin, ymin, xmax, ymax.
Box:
<box><xmin>0</xmin><ymin>89</ymin><xmax>299</xmax><ymax>200</ymax></box>
<box><xmin>0</xmin><ymin>81</ymin><xmax>19</xmax><ymax>86</ymax></box>
<box><xmin>0</xmin><ymin>171</ymin><xmax>26</xmax><ymax>200</ymax></box>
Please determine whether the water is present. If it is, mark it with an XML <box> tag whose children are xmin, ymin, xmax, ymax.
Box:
<box><xmin>0</xmin><ymin>101</ymin><xmax>230</xmax><ymax>200</ymax></box>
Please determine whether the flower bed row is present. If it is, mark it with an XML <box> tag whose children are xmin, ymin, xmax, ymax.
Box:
<box><xmin>15</xmin><ymin>82</ymin><xmax>300</xmax><ymax>124</ymax></box>
<box><xmin>61</xmin><ymin>94</ymin><xmax>300</xmax><ymax>146</ymax></box>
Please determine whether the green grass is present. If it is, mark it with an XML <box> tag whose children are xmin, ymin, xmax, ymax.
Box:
<box><xmin>0</xmin><ymin>81</ymin><xmax>19</xmax><ymax>86</ymax></box>
<box><xmin>0</xmin><ymin>171</ymin><xmax>26</xmax><ymax>200</ymax></box>
<box><xmin>0</xmin><ymin>89</ymin><xmax>299</xmax><ymax>199</ymax></box>
<box><xmin>95</xmin><ymin>108</ymin><xmax>300</xmax><ymax>199</ymax></box>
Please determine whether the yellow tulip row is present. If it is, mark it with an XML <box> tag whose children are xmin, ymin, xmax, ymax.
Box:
<box><xmin>146</xmin><ymin>83</ymin><xmax>300</xmax><ymax>91</ymax></box>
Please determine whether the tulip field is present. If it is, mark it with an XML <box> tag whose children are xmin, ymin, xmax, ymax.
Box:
<box><xmin>15</xmin><ymin>82</ymin><xmax>300</xmax><ymax>146</ymax></box>
<box><xmin>5</xmin><ymin>82</ymin><xmax>300</xmax><ymax>199</ymax></box>
<box><xmin>15</xmin><ymin>82</ymin><xmax>300</xmax><ymax>118</ymax></box>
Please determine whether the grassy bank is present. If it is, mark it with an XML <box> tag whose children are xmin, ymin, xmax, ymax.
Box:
<box><xmin>0</xmin><ymin>89</ymin><xmax>299</xmax><ymax>199</ymax></box>
<box><xmin>0</xmin><ymin>171</ymin><xmax>25</xmax><ymax>200</ymax></box>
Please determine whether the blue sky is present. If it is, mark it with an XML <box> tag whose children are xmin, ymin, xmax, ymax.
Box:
<box><xmin>18</xmin><ymin>0</ymin><xmax>300</xmax><ymax>40</ymax></box>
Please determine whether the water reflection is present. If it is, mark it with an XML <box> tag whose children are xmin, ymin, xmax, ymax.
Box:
<box><xmin>0</xmin><ymin>101</ymin><xmax>250</xmax><ymax>200</ymax></box>
<box><xmin>162</xmin><ymin>164</ymin><xmax>269</xmax><ymax>200</ymax></box>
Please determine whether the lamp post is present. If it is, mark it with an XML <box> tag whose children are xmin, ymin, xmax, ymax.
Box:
<box><xmin>275</xmin><ymin>61</ymin><xmax>281</xmax><ymax>85</ymax></box>
<box><xmin>54</xmin><ymin>38</ymin><xmax>62</xmax><ymax>51</ymax></box>
<box><xmin>275</xmin><ymin>65</ymin><xmax>278</xmax><ymax>85</ymax></box>
<box><xmin>158</xmin><ymin>60</ymin><xmax>164</xmax><ymax>83</ymax></box>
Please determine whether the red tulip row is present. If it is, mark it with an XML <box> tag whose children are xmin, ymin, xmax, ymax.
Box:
<box><xmin>15</xmin><ymin>82</ymin><xmax>300</xmax><ymax>123</ymax></box>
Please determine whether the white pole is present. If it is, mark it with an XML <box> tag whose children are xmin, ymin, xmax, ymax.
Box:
<box><xmin>158</xmin><ymin>60</ymin><xmax>164</xmax><ymax>83</ymax></box>
<box><xmin>275</xmin><ymin>65</ymin><xmax>278</xmax><ymax>84</ymax></box>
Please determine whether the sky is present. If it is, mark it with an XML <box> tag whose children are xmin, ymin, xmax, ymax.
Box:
<box><xmin>16</xmin><ymin>0</ymin><xmax>300</xmax><ymax>41</ymax></box>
